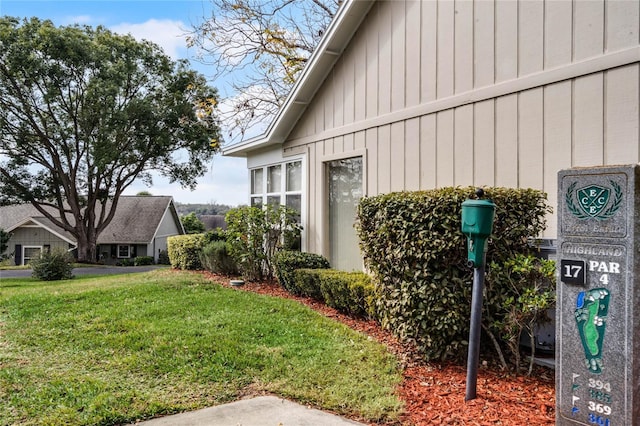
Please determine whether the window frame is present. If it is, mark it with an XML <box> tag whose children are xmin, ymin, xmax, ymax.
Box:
<box><xmin>117</xmin><ymin>244</ymin><xmax>131</xmax><ymax>259</ymax></box>
<box><xmin>22</xmin><ymin>245</ymin><xmax>43</xmax><ymax>265</ymax></box>
<box><xmin>248</xmin><ymin>157</ymin><xmax>305</xmax><ymax>248</ymax></box>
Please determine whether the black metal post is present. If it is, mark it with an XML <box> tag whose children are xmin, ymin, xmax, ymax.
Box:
<box><xmin>465</xmin><ymin>262</ymin><xmax>485</xmax><ymax>401</ymax></box>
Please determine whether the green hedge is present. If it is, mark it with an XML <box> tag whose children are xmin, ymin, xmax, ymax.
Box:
<box><xmin>167</xmin><ymin>234</ymin><xmax>205</xmax><ymax>270</ymax></box>
<box><xmin>356</xmin><ymin>187</ymin><xmax>550</xmax><ymax>362</ymax></box>
<box><xmin>293</xmin><ymin>269</ymin><xmax>377</xmax><ymax>319</ymax></box>
<box><xmin>200</xmin><ymin>240</ymin><xmax>238</xmax><ymax>275</ymax></box>
<box><xmin>273</xmin><ymin>250</ymin><xmax>330</xmax><ymax>295</ymax></box>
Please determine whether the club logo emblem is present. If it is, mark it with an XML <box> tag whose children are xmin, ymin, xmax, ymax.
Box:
<box><xmin>566</xmin><ymin>181</ymin><xmax>622</xmax><ymax>220</ymax></box>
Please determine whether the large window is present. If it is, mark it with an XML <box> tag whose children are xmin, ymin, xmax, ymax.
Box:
<box><xmin>250</xmin><ymin>160</ymin><xmax>302</xmax><ymax>218</ymax></box>
<box><xmin>327</xmin><ymin>156</ymin><xmax>363</xmax><ymax>271</ymax></box>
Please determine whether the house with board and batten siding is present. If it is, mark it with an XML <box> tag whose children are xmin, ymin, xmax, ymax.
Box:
<box><xmin>223</xmin><ymin>0</ymin><xmax>640</xmax><ymax>271</ymax></box>
<box><xmin>0</xmin><ymin>196</ymin><xmax>184</xmax><ymax>265</ymax></box>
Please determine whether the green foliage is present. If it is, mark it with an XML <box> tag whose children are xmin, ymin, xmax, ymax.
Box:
<box><xmin>0</xmin><ymin>228</ymin><xmax>10</xmax><ymax>260</ymax></box>
<box><xmin>200</xmin><ymin>241</ymin><xmax>238</xmax><ymax>275</ymax></box>
<box><xmin>0</xmin><ymin>17</ymin><xmax>221</xmax><ymax>262</ymax></box>
<box><xmin>356</xmin><ymin>187</ymin><xmax>551</xmax><ymax>362</ymax></box>
<box><xmin>203</xmin><ymin>227</ymin><xmax>228</xmax><ymax>244</ymax></box>
<box><xmin>486</xmin><ymin>254</ymin><xmax>556</xmax><ymax>374</ymax></box>
<box><xmin>225</xmin><ymin>205</ymin><xmax>301</xmax><ymax>281</ymax></box>
<box><xmin>30</xmin><ymin>248</ymin><xmax>74</xmax><ymax>281</ymax></box>
<box><xmin>157</xmin><ymin>250</ymin><xmax>170</xmax><ymax>265</ymax></box>
<box><xmin>293</xmin><ymin>269</ymin><xmax>377</xmax><ymax>319</ymax></box>
<box><xmin>175</xmin><ymin>202</ymin><xmax>233</xmax><ymax>216</ymax></box>
<box><xmin>117</xmin><ymin>258</ymin><xmax>133</xmax><ymax>266</ymax></box>
<box><xmin>273</xmin><ymin>250</ymin><xmax>330</xmax><ymax>295</ymax></box>
<box><xmin>181</xmin><ymin>212</ymin><xmax>206</xmax><ymax>234</ymax></box>
<box><xmin>167</xmin><ymin>234</ymin><xmax>205</xmax><ymax>270</ymax></box>
<box><xmin>133</xmin><ymin>256</ymin><xmax>154</xmax><ymax>266</ymax></box>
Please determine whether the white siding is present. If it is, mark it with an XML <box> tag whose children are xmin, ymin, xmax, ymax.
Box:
<box><xmin>281</xmin><ymin>0</ymin><xmax>640</xmax><ymax>252</ymax></box>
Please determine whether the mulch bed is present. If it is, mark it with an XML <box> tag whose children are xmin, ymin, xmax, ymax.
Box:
<box><xmin>201</xmin><ymin>272</ymin><xmax>556</xmax><ymax>425</ymax></box>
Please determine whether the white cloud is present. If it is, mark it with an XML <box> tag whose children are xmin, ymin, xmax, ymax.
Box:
<box><xmin>110</xmin><ymin>19</ymin><xmax>188</xmax><ymax>59</ymax></box>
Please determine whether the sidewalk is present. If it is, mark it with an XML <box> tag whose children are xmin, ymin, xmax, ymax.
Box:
<box><xmin>133</xmin><ymin>396</ymin><xmax>366</xmax><ymax>426</ymax></box>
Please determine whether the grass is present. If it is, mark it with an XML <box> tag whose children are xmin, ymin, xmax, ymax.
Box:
<box><xmin>0</xmin><ymin>270</ymin><xmax>403</xmax><ymax>425</ymax></box>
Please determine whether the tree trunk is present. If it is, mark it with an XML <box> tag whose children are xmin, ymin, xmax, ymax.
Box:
<box><xmin>75</xmin><ymin>229</ymin><xmax>98</xmax><ymax>263</ymax></box>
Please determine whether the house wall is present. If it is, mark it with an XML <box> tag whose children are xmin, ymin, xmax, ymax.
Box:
<box><xmin>8</xmin><ymin>226</ymin><xmax>71</xmax><ymax>264</ymax></box>
<box><xmin>284</xmin><ymin>0</ymin><xmax>639</xmax><ymax>256</ymax></box>
<box><xmin>98</xmin><ymin>244</ymin><xmax>148</xmax><ymax>265</ymax></box>
<box><xmin>152</xmin><ymin>205</ymin><xmax>183</xmax><ymax>262</ymax></box>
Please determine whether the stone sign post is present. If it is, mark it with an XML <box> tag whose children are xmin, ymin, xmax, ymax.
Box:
<box><xmin>557</xmin><ymin>165</ymin><xmax>639</xmax><ymax>425</ymax></box>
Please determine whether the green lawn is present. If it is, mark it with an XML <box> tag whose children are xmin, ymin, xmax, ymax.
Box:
<box><xmin>0</xmin><ymin>270</ymin><xmax>402</xmax><ymax>425</ymax></box>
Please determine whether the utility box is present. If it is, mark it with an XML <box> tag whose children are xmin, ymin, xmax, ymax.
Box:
<box><xmin>461</xmin><ymin>198</ymin><xmax>496</xmax><ymax>267</ymax></box>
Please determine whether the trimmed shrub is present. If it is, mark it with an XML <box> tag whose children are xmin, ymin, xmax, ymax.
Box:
<box><xmin>273</xmin><ymin>250</ymin><xmax>330</xmax><ymax>294</ymax></box>
<box><xmin>30</xmin><ymin>248</ymin><xmax>74</xmax><ymax>281</ymax></box>
<box><xmin>167</xmin><ymin>234</ymin><xmax>205</xmax><ymax>270</ymax></box>
<box><xmin>356</xmin><ymin>187</ymin><xmax>550</xmax><ymax>362</ymax></box>
<box><xmin>200</xmin><ymin>240</ymin><xmax>238</xmax><ymax>275</ymax></box>
<box><xmin>293</xmin><ymin>269</ymin><xmax>377</xmax><ymax>319</ymax></box>
<box><xmin>134</xmin><ymin>256</ymin><xmax>154</xmax><ymax>266</ymax></box>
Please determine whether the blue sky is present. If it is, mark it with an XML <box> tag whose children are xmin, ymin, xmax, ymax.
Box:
<box><xmin>0</xmin><ymin>0</ymin><xmax>249</xmax><ymax>206</ymax></box>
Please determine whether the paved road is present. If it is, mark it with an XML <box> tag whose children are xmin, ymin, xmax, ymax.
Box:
<box><xmin>0</xmin><ymin>265</ymin><xmax>165</xmax><ymax>279</ymax></box>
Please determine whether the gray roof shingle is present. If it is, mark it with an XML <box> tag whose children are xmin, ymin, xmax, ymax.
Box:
<box><xmin>0</xmin><ymin>196</ymin><xmax>180</xmax><ymax>244</ymax></box>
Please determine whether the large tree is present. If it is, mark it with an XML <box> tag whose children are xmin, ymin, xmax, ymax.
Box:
<box><xmin>0</xmin><ymin>17</ymin><xmax>222</xmax><ymax>262</ymax></box>
<box><xmin>188</xmin><ymin>0</ymin><xmax>340</xmax><ymax>144</ymax></box>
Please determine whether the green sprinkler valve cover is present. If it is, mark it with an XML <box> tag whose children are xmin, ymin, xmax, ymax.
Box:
<box><xmin>461</xmin><ymin>198</ymin><xmax>496</xmax><ymax>268</ymax></box>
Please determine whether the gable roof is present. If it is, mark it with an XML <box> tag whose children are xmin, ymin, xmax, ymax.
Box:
<box><xmin>0</xmin><ymin>196</ymin><xmax>183</xmax><ymax>245</ymax></box>
<box><xmin>222</xmin><ymin>0</ymin><xmax>374</xmax><ymax>157</ymax></box>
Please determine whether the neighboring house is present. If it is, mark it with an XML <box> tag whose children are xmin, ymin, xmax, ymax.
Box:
<box><xmin>0</xmin><ymin>196</ymin><xmax>184</xmax><ymax>265</ymax></box>
<box><xmin>223</xmin><ymin>0</ymin><xmax>640</xmax><ymax>271</ymax></box>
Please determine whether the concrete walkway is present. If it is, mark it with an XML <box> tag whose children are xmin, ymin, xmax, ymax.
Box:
<box><xmin>133</xmin><ymin>396</ymin><xmax>366</xmax><ymax>426</ymax></box>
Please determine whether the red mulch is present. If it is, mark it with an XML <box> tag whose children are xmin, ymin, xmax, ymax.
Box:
<box><xmin>201</xmin><ymin>272</ymin><xmax>556</xmax><ymax>425</ymax></box>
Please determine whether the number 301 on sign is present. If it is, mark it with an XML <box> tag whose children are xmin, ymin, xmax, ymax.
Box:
<box><xmin>588</xmin><ymin>413</ymin><xmax>610</xmax><ymax>426</ymax></box>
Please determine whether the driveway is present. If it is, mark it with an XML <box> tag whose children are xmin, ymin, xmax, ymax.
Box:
<box><xmin>0</xmin><ymin>265</ymin><xmax>166</xmax><ymax>279</ymax></box>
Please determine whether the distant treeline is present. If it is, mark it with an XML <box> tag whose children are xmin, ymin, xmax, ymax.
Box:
<box><xmin>175</xmin><ymin>203</ymin><xmax>235</xmax><ymax>217</ymax></box>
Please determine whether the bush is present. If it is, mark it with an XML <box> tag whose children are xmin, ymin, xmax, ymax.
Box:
<box><xmin>486</xmin><ymin>254</ymin><xmax>555</xmax><ymax>374</ymax></box>
<box><xmin>356</xmin><ymin>187</ymin><xmax>551</xmax><ymax>362</ymax></box>
<box><xmin>134</xmin><ymin>256</ymin><xmax>154</xmax><ymax>266</ymax></box>
<box><xmin>293</xmin><ymin>269</ymin><xmax>377</xmax><ymax>319</ymax></box>
<box><xmin>30</xmin><ymin>248</ymin><xmax>74</xmax><ymax>281</ymax></box>
<box><xmin>203</xmin><ymin>228</ymin><xmax>227</xmax><ymax>244</ymax></box>
<box><xmin>273</xmin><ymin>250</ymin><xmax>330</xmax><ymax>295</ymax></box>
<box><xmin>157</xmin><ymin>250</ymin><xmax>170</xmax><ymax>265</ymax></box>
<box><xmin>226</xmin><ymin>205</ymin><xmax>301</xmax><ymax>281</ymax></box>
<box><xmin>200</xmin><ymin>240</ymin><xmax>238</xmax><ymax>275</ymax></box>
<box><xmin>118</xmin><ymin>258</ymin><xmax>133</xmax><ymax>266</ymax></box>
<box><xmin>167</xmin><ymin>234</ymin><xmax>205</xmax><ymax>270</ymax></box>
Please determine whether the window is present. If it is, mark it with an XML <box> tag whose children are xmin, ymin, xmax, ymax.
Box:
<box><xmin>23</xmin><ymin>246</ymin><xmax>42</xmax><ymax>265</ymax></box>
<box><xmin>250</xmin><ymin>159</ymin><xmax>304</xmax><ymax>249</ymax></box>
<box><xmin>118</xmin><ymin>245</ymin><xmax>130</xmax><ymax>258</ymax></box>
<box><xmin>250</xmin><ymin>160</ymin><xmax>302</xmax><ymax>218</ymax></box>
<box><xmin>327</xmin><ymin>156</ymin><xmax>363</xmax><ymax>271</ymax></box>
